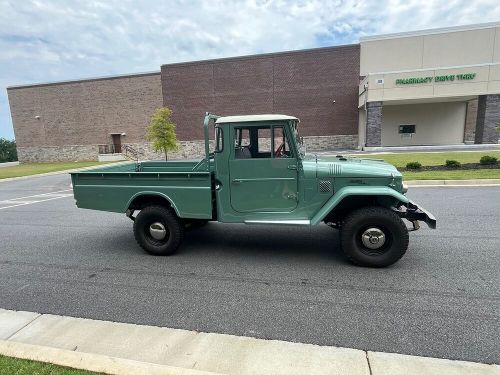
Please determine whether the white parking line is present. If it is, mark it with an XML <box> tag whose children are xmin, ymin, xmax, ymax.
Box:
<box><xmin>0</xmin><ymin>189</ymin><xmax>73</xmax><ymax>211</ymax></box>
<box><xmin>2</xmin><ymin>189</ymin><xmax>72</xmax><ymax>201</ymax></box>
<box><xmin>0</xmin><ymin>200</ymin><xmax>41</xmax><ymax>205</ymax></box>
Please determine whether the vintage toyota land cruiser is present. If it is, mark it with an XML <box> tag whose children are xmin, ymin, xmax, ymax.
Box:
<box><xmin>71</xmin><ymin>113</ymin><xmax>435</xmax><ymax>267</ymax></box>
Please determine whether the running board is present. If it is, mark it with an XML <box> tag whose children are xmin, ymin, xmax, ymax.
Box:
<box><xmin>244</xmin><ymin>220</ymin><xmax>310</xmax><ymax>226</ymax></box>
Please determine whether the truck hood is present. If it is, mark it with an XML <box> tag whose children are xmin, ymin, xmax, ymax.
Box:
<box><xmin>304</xmin><ymin>154</ymin><xmax>401</xmax><ymax>178</ymax></box>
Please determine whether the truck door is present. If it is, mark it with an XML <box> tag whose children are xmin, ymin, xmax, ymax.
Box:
<box><xmin>229</xmin><ymin>124</ymin><xmax>298</xmax><ymax>213</ymax></box>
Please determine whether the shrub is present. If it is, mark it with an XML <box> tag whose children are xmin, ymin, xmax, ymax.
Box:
<box><xmin>480</xmin><ymin>155</ymin><xmax>498</xmax><ymax>165</ymax></box>
<box><xmin>406</xmin><ymin>161</ymin><xmax>422</xmax><ymax>170</ymax></box>
<box><xmin>445</xmin><ymin>159</ymin><xmax>461</xmax><ymax>168</ymax></box>
<box><xmin>0</xmin><ymin>138</ymin><xmax>17</xmax><ymax>162</ymax></box>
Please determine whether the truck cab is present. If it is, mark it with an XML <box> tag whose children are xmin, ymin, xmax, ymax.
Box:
<box><xmin>213</xmin><ymin>114</ymin><xmax>303</xmax><ymax>220</ymax></box>
<box><xmin>71</xmin><ymin>113</ymin><xmax>436</xmax><ymax>267</ymax></box>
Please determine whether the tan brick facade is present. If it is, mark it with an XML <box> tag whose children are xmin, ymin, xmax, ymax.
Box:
<box><xmin>8</xmin><ymin>72</ymin><xmax>162</xmax><ymax>150</ymax></box>
<box><xmin>8</xmin><ymin>46</ymin><xmax>361</xmax><ymax>162</ymax></box>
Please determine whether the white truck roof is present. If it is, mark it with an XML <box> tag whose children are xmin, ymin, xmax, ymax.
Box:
<box><xmin>215</xmin><ymin>114</ymin><xmax>298</xmax><ymax>124</ymax></box>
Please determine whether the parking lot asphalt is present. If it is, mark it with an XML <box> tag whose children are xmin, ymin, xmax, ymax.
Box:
<box><xmin>0</xmin><ymin>173</ymin><xmax>499</xmax><ymax>364</ymax></box>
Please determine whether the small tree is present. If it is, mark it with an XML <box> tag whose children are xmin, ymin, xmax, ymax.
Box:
<box><xmin>0</xmin><ymin>138</ymin><xmax>18</xmax><ymax>163</ymax></box>
<box><xmin>146</xmin><ymin>107</ymin><xmax>180</xmax><ymax>161</ymax></box>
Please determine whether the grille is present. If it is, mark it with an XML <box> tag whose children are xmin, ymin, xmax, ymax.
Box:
<box><xmin>319</xmin><ymin>180</ymin><xmax>332</xmax><ymax>193</ymax></box>
<box><xmin>328</xmin><ymin>164</ymin><xmax>342</xmax><ymax>176</ymax></box>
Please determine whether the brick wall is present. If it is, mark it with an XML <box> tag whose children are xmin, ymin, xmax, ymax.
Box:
<box><xmin>8</xmin><ymin>45</ymin><xmax>361</xmax><ymax>162</ymax></box>
<box><xmin>161</xmin><ymin>45</ymin><xmax>360</xmax><ymax>141</ymax></box>
<box><xmin>475</xmin><ymin>94</ymin><xmax>500</xmax><ymax>144</ymax></box>
<box><xmin>8</xmin><ymin>72</ymin><xmax>162</xmax><ymax>149</ymax></box>
<box><xmin>365</xmin><ymin>101</ymin><xmax>382</xmax><ymax>147</ymax></box>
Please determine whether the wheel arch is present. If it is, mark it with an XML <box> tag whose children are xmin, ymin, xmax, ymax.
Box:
<box><xmin>126</xmin><ymin>192</ymin><xmax>181</xmax><ymax>217</ymax></box>
<box><xmin>310</xmin><ymin>186</ymin><xmax>409</xmax><ymax>225</ymax></box>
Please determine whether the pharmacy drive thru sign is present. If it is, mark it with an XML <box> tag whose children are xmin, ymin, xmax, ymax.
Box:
<box><xmin>71</xmin><ymin>113</ymin><xmax>436</xmax><ymax>268</ymax></box>
<box><xmin>396</xmin><ymin>73</ymin><xmax>476</xmax><ymax>85</ymax></box>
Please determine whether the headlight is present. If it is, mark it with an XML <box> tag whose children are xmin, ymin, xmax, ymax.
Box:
<box><xmin>402</xmin><ymin>183</ymin><xmax>409</xmax><ymax>193</ymax></box>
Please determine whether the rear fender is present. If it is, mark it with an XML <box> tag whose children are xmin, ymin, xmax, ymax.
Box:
<box><xmin>126</xmin><ymin>191</ymin><xmax>181</xmax><ymax>217</ymax></box>
<box><xmin>310</xmin><ymin>186</ymin><xmax>409</xmax><ymax>225</ymax></box>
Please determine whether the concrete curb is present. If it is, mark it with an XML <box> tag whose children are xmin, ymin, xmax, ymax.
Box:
<box><xmin>0</xmin><ymin>161</ymin><xmax>132</xmax><ymax>183</ymax></box>
<box><xmin>0</xmin><ymin>308</ymin><xmax>498</xmax><ymax>375</ymax></box>
<box><xmin>0</xmin><ymin>161</ymin><xmax>20</xmax><ymax>168</ymax></box>
<box><xmin>0</xmin><ymin>340</ymin><xmax>221</xmax><ymax>375</ymax></box>
<box><xmin>368</xmin><ymin>351</ymin><xmax>500</xmax><ymax>375</ymax></box>
<box><xmin>407</xmin><ymin>178</ymin><xmax>500</xmax><ymax>186</ymax></box>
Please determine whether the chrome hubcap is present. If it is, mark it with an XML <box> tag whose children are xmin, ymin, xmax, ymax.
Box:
<box><xmin>361</xmin><ymin>227</ymin><xmax>386</xmax><ymax>250</ymax></box>
<box><xmin>149</xmin><ymin>222</ymin><xmax>167</xmax><ymax>240</ymax></box>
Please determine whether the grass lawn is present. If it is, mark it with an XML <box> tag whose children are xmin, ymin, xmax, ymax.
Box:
<box><xmin>0</xmin><ymin>354</ymin><xmax>102</xmax><ymax>375</ymax></box>
<box><xmin>357</xmin><ymin>151</ymin><xmax>500</xmax><ymax>168</ymax></box>
<box><xmin>0</xmin><ymin>161</ymin><xmax>115</xmax><ymax>180</ymax></box>
<box><xmin>356</xmin><ymin>151</ymin><xmax>500</xmax><ymax>180</ymax></box>
<box><xmin>402</xmin><ymin>168</ymin><xmax>500</xmax><ymax>180</ymax></box>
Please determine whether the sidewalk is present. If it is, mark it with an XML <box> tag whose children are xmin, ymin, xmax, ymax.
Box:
<box><xmin>0</xmin><ymin>308</ymin><xmax>498</xmax><ymax>375</ymax></box>
<box><xmin>406</xmin><ymin>179</ymin><xmax>500</xmax><ymax>186</ymax></box>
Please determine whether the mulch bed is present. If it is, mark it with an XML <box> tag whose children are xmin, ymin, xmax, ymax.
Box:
<box><xmin>399</xmin><ymin>163</ymin><xmax>499</xmax><ymax>172</ymax></box>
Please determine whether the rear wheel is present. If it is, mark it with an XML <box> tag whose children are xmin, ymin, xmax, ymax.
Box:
<box><xmin>340</xmin><ymin>206</ymin><xmax>409</xmax><ymax>267</ymax></box>
<box><xmin>133</xmin><ymin>205</ymin><xmax>184</xmax><ymax>256</ymax></box>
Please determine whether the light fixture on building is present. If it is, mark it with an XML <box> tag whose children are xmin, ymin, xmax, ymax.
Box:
<box><xmin>35</xmin><ymin>115</ymin><xmax>40</xmax><ymax>120</ymax></box>
<box><xmin>121</xmin><ymin>133</ymin><xmax>127</xmax><ymax>136</ymax></box>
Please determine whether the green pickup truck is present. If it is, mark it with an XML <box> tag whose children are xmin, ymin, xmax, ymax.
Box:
<box><xmin>71</xmin><ymin>113</ymin><xmax>435</xmax><ymax>267</ymax></box>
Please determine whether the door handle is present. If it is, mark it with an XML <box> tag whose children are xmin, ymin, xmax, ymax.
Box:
<box><xmin>287</xmin><ymin>165</ymin><xmax>298</xmax><ymax>170</ymax></box>
<box><xmin>232</xmin><ymin>179</ymin><xmax>242</xmax><ymax>184</ymax></box>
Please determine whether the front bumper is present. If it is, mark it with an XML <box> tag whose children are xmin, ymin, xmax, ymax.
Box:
<box><xmin>396</xmin><ymin>200</ymin><xmax>436</xmax><ymax>229</ymax></box>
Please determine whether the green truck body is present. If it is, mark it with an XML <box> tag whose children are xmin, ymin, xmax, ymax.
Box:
<box><xmin>71</xmin><ymin>113</ymin><xmax>435</xmax><ymax>267</ymax></box>
<box><xmin>72</xmin><ymin>160</ymin><xmax>213</xmax><ymax>219</ymax></box>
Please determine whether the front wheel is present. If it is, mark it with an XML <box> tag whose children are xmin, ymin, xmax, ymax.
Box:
<box><xmin>340</xmin><ymin>206</ymin><xmax>409</xmax><ymax>267</ymax></box>
<box><xmin>133</xmin><ymin>205</ymin><xmax>184</xmax><ymax>256</ymax></box>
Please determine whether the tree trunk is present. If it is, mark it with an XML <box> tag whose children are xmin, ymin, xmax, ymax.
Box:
<box><xmin>165</xmin><ymin>150</ymin><xmax>168</xmax><ymax>161</ymax></box>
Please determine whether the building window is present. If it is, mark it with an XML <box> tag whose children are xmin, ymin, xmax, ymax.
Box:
<box><xmin>399</xmin><ymin>125</ymin><xmax>416</xmax><ymax>134</ymax></box>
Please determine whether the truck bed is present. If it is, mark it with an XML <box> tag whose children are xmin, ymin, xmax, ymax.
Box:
<box><xmin>70</xmin><ymin>160</ymin><xmax>213</xmax><ymax>219</ymax></box>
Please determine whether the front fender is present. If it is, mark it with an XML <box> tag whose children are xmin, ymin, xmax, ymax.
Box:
<box><xmin>310</xmin><ymin>186</ymin><xmax>409</xmax><ymax>225</ymax></box>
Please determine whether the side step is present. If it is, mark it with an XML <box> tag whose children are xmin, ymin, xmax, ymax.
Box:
<box><xmin>244</xmin><ymin>220</ymin><xmax>310</xmax><ymax>226</ymax></box>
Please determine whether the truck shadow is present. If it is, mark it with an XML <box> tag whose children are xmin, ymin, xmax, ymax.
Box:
<box><xmin>179</xmin><ymin>222</ymin><xmax>345</xmax><ymax>262</ymax></box>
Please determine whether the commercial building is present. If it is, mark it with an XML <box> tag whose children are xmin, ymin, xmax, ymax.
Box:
<box><xmin>358</xmin><ymin>23</ymin><xmax>500</xmax><ymax>148</ymax></box>
<box><xmin>7</xmin><ymin>22</ymin><xmax>500</xmax><ymax>162</ymax></box>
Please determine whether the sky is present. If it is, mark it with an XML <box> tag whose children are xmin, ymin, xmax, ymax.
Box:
<box><xmin>1</xmin><ymin>0</ymin><xmax>500</xmax><ymax>140</ymax></box>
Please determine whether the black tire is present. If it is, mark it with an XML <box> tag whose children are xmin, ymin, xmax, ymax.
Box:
<box><xmin>133</xmin><ymin>205</ymin><xmax>184</xmax><ymax>256</ymax></box>
<box><xmin>340</xmin><ymin>206</ymin><xmax>409</xmax><ymax>267</ymax></box>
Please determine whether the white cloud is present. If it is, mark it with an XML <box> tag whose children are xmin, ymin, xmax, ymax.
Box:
<box><xmin>1</xmin><ymin>0</ymin><xmax>500</xmax><ymax>139</ymax></box>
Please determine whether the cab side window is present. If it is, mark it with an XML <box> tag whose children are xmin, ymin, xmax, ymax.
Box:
<box><xmin>234</xmin><ymin>125</ymin><xmax>292</xmax><ymax>159</ymax></box>
<box><xmin>257</xmin><ymin>128</ymin><xmax>272</xmax><ymax>157</ymax></box>
<box><xmin>273</xmin><ymin>126</ymin><xmax>291</xmax><ymax>158</ymax></box>
<box><xmin>234</xmin><ymin>128</ymin><xmax>252</xmax><ymax>159</ymax></box>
